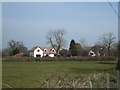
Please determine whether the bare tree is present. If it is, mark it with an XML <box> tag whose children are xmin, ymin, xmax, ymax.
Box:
<box><xmin>46</xmin><ymin>29</ymin><xmax>66</xmax><ymax>54</ymax></box>
<box><xmin>79</xmin><ymin>38</ymin><xmax>88</xmax><ymax>50</ymax></box>
<box><xmin>8</xmin><ymin>40</ymin><xmax>28</xmax><ymax>56</ymax></box>
<box><xmin>99</xmin><ymin>32</ymin><xmax>116</xmax><ymax>56</ymax></box>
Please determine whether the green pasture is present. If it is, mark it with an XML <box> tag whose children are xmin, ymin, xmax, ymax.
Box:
<box><xmin>2</xmin><ymin>61</ymin><xmax>117</xmax><ymax>88</ymax></box>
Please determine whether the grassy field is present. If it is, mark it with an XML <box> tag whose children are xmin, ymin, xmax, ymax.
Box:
<box><xmin>2</xmin><ymin>61</ymin><xmax>117</xmax><ymax>88</ymax></box>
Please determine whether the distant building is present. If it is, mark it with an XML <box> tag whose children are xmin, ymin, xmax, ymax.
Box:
<box><xmin>14</xmin><ymin>53</ymin><xmax>24</xmax><ymax>57</ymax></box>
<box><xmin>88</xmin><ymin>45</ymin><xmax>105</xmax><ymax>57</ymax></box>
<box><xmin>29</xmin><ymin>46</ymin><xmax>56</xmax><ymax>58</ymax></box>
<box><xmin>88</xmin><ymin>50</ymin><xmax>96</xmax><ymax>57</ymax></box>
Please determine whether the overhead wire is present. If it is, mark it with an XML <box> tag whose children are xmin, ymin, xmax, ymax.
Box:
<box><xmin>108</xmin><ymin>0</ymin><xmax>118</xmax><ymax>16</ymax></box>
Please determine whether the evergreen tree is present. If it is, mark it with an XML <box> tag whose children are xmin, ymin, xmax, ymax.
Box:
<box><xmin>69</xmin><ymin>39</ymin><xmax>76</xmax><ymax>56</ymax></box>
<box><xmin>69</xmin><ymin>39</ymin><xmax>83</xmax><ymax>56</ymax></box>
<box><xmin>75</xmin><ymin>43</ymin><xmax>83</xmax><ymax>56</ymax></box>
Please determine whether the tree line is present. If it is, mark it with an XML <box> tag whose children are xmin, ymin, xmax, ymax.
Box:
<box><xmin>2</xmin><ymin>29</ymin><xmax>119</xmax><ymax>57</ymax></box>
<box><xmin>2</xmin><ymin>29</ymin><xmax>120</xmax><ymax>88</ymax></box>
<box><xmin>2</xmin><ymin>40</ymin><xmax>28</xmax><ymax>57</ymax></box>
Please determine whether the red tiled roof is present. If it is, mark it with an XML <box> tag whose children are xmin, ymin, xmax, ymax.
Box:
<box><xmin>29</xmin><ymin>46</ymin><xmax>41</xmax><ymax>52</ymax></box>
<box><xmin>15</xmin><ymin>53</ymin><xmax>24</xmax><ymax>57</ymax></box>
<box><xmin>43</xmin><ymin>48</ymin><xmax>56</xmax><ymax>54</ymax></box>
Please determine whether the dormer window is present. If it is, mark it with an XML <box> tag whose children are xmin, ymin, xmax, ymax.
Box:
<box><xmin>44</xmin><ymin>49</ymin><xmax>47</xmax><ymax>52</ymax></box>
<box><xmin>37</xmin><ymin>50</ymin><xmax>40</xmax><ymax>52</ymax></box>
<box><xmin>52</xmin><ymin>49</ymin><xmax>54</xmax><ymax>52</ymax></box>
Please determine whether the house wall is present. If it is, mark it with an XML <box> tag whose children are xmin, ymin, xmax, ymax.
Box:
<box><xmin>88</xmin><ymin>50</ymin><xmax>96</xmax><ymax>57</ymax></box>
<box><xmin>49</xmin><ymin>54</ymin><xmax>54</xmax><ymax>57</ymax></box>
<box><xmin>43</xmin><ymin>54</ymin><xmax>47</xmax><ymax>57</ymax></box>
<box><xmin>34</xmin><ymin>47</ymin><xmax>43</xmax><ymax>57</ymax></box>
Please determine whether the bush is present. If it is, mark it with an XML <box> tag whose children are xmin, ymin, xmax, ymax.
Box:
<box><xmin>40</xmin><ymin>72</ymin><xmax>117</xmax><ymax>88</ymax></box>
<box><xmin>2</xmin><ymin>56</ymin><xmax>116</xmax><ymax>62</ymax></box>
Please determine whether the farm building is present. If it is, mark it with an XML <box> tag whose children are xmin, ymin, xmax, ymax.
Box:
<box><xmin>29</xmin><ymin>46</ymin><xmax>56</xmax><ymax>58</ymax></box>
<box><xmin>14</xmin><ymin>53</ymin><xmax>24</xmax><ymax>57</ymax></box>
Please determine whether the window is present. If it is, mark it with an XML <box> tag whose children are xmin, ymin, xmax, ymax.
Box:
<box><xmin>36</xmin><ymin>54</ymin><xmax>41</xmax><ymax>57</ymax></box>
<box><xmin>52</xmin><ymin>49</ymin><xmax>54</xmax><ymax>52</ymax></box>
<box><xmin>44</xmin><ymin>49</ymin><xmax>46</xmax><ymax>52</ymax></box>
<box><xmin>37</xmin><ymin>50</ymin><xmax>40</xmax><ymax>52</ymax></box>
<box><xmin>90</xmin><ymin>53</ymin><xmax>94</xmax><ymax>55</ymax></box>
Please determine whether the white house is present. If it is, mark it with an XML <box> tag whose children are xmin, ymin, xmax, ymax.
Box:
<box><xmin>88</xmin><ymin>50</ymin><xmax>96</xmax><ymax>57</ymax></box>
<box><xmin>29</xmin><ymin>46</ymin><xmax>56</xmax><ymax>58</ymax></box>
<box><xmin>88</xmin><ymin>45</ymin><xmax>105</xmax><ymax>57</ymax></box>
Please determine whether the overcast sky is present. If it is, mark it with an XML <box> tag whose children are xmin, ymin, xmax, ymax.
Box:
<box><xmin>2</xmin><ymin>2</ymin><xmax>118</xmax><ymax>50</ymax></box>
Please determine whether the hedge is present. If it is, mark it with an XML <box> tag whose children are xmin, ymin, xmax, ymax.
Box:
<box><xmin>2</xmin><ymin>56</ymin><xmax>117</xmax><ymax>62</ymax></box>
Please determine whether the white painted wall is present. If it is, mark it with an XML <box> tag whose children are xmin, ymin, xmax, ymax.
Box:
<box><xmin>34</xmin><ymin>47</ymin><xmax>43</xmax><ymax>57</ymax></box>
<box><xmin>88</xmin><ymin>50</ymin><xmax>96</xmax><ymax>57</ymax></box>
<box><xmin>49</xmin><ymin>54</ymin><xmax>54</xmax><ymax>57</ymax></box>
<box><xmin>43</xmin><ymin>54</ymin><xmax>47</xmax><ymax>57</ymax></box>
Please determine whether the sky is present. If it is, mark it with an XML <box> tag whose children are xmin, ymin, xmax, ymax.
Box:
<box><xmin>2</xmin><ymin>2</ymin><xmax>118</xmax><ymax>50</ymax></box>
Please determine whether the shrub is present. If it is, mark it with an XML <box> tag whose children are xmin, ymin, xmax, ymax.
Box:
<box><xmin>2</xmin><ymin>56</ymin><xmax>116</xmax><ymax>62</ymax></box>
<box><xmin>40</xmin><ymin>73</ymin><xmax>117</xmax><ymax>88</ymax></box>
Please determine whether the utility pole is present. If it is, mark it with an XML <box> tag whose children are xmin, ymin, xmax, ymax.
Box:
<box><xmin>117</xmin><ymin>57</ymin><xmax>120</xmax><ymax>89</ymax></box>
<box><xmin>108</xmin><ymin>1</ymin><xmax>120</xmax><ymax>89</ymax></box>
<box><xmin>117</xmin><ymin>1</ymin><xmax>120</xmax><ymax>89</ymax></box>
